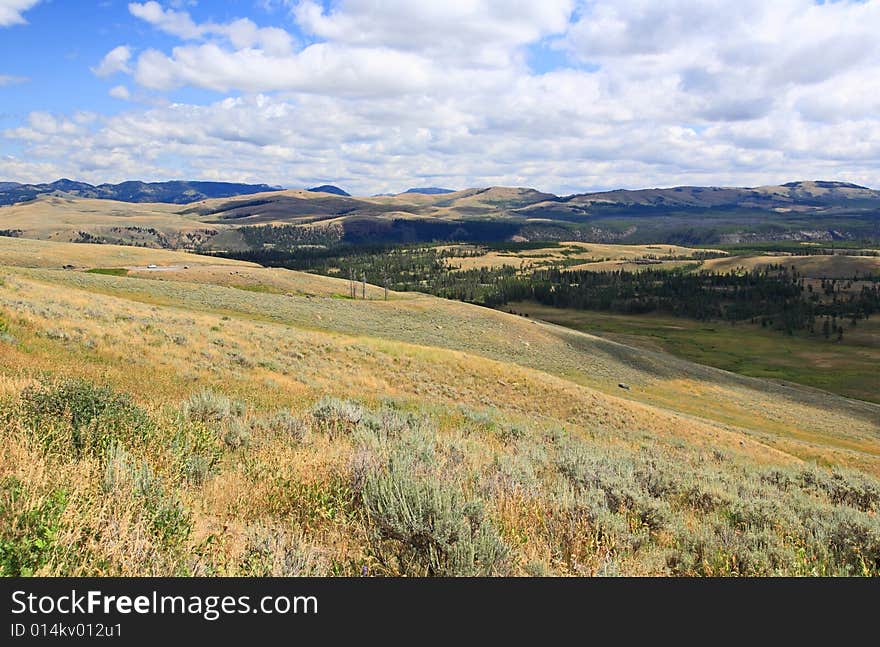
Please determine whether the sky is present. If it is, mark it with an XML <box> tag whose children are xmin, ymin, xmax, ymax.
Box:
<box><xmin>1</xmin><ymin>0</ymin><xmax>880</xmax><ymax>195</ymax></box>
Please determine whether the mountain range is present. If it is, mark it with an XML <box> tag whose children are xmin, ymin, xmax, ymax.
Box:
<box><xmin>3</xmin><ymin>177</ymin><xmax>877</xmax><ymax>208</ymax></box>
<box><xmin>0</xmin><ymin>179</ymin><xmax>281</xmax><ymax>206</ymax></box>
<box><xmin>1</xmin><ymin>179</ymin><xmax>878</xmax><ymax>247</ymax></box>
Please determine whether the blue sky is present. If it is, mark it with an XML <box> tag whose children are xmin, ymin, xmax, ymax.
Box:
<box><xmin>2</xmin><ymin>1</ymin><xmax>879</xmax><ymax>194</ymax></box>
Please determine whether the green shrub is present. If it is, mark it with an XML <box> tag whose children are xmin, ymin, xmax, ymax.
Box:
<box><xmin>795</xmin><ymin>467</ymin><xmax>880</xmax><ymax>513</ymax></box>
<box><xmin>183</xmin><ymin>455</ymin><xmax>213</xmax><ymax>486</ymax></box>
<box><xmin>249</xmin><ymin>411</ymin><xmax>308</xmax><ymax>443</ymax></box>
<box><xmin>359</xmin><ymin>407</ymin><xmax>428</xmax><ymax>440</ymax></box>
<box><xmin>311</xmin><ymin>397</ymin><xmax>367</xmax><ymax>438</ymax></box>
<box><xmin>132</xmin><ymin>465</ymin><xmax>192</xmax><ymax>548</ymax></box>
<box><xmin>484</xmin><ymin>453</ymin><xmax>539</xmax><ymax>497</ymax></box>
<box><xmin>221</xmin><ymin>418</ymin><xmax>251</xmax><ymax>449</ymax></box>
<box><xmin>148</xmin><ymin>497</ymin><xmax>192</xmax><ymax>548</ymax></box>
<box><xmin>0</xmin><ymin>477</ymin><xmax>68</xmax><ymax>576</ymax></box>
<box><xmin>362</xmin><ymin>458</ymin><xmax>509</xmax><ymax>576</ymax></box>
<box><xmin>347</xmin><ymin>448</ymin><xmax>380</xmax><ymax>495</ymax></box>
<box><xmin>100</xmin><ymin>450</ymin><xmax>192</xmax><ymax>548</ymax></box>
<box><xmin>169</xmin><ymin>420</ymin><xmax>222</xmax><ymax>484</ymax></box>
<box><xmin>799</xmin><ymin>506</ymin><xmax>880</xmax><ymax>575</ymax></box>
<box><xmin>182</xmin><ymin>390</ymin><xmax>244</xmax><ymax>423</ymax></box>
<box><xmin>0</xmin><ymin>316</ymin><xmax>14</xmax><ymax>345</ymax></box>
<box><xmin>458</xmin><ymin>405</ymin><xmax>498</xmax><ymax>431</ymax></box>
<box><xmin>666</xmin><ymin>524</ymin><xmax>778</xmax><ymax>576</ymax></box>
<box><xmin>20</xmin><ymin>379</ymin><xmax>154</xmax><ymax>458</ymax></box>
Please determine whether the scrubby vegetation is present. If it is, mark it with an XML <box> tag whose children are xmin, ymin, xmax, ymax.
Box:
<box><xmin>212</xmin><ymin>244</ymin><xmax>879</xmax><ymax>342</ymax></box>
<box><xmin>0</xmin><ymin>241</ymin><xmax>877</xmax><ymax>577</ymax></box>
<box><xmin>2</xmin><ymin>379</ymin><xmax>878</xmax><ymax>576</ymax></box>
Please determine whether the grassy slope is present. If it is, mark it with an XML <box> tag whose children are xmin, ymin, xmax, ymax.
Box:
<box><xmin>3</xmin><ymin>240</ymin><xmax>877</xmax><ymax>470</ymax></box>
<box><xmin>0</xmin><ymin>196</ymin><xmax>204</xmax><ymax>240</ymax></box>
<box><xmin>0</xmin><ymin>237</ymin><xmax>254</xmax><ymax>269</ymax></box>
<box><xmin>507</xmin><ymin>302</ymin><xmax>880</xmax><ymax>405</ymax></box>
<box><xmin>1</xmin><ymin>239</ymin><xmax>879</xmax><ymax>576</ymax></box>
<box><xmin>443</xmin><ymin>242</ymin><xmax>723</xmax><ymax>272</ymax></box>
<box><xmin>701</xmin><ymin>254</ymin><xmax>880</xmax><ymax>278</ymax></box>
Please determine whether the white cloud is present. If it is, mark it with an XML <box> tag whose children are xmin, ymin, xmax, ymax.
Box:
<box><xmin>92</xmin><ymin>46</ymin><xmax>133</xmax><ymax>77</ymax></box>
<box><xmin>124</xmin><ymin>1</ymin><xmax>567</xmax><ymax>94</ymax></box>
<box><xmin>0</xmin><ymin>74</ymin><xmax>27</xmax><ymax>85</ymax></box>
<box><xmin>293</xmin><ymin>0</ymin><xmax>574</xmax><ymax>67</ymax></box>
<box><xmin>134</xmin><ymin>43</ymin><xmax>434</xmax><ymax>95</ymax></box>
<box><xmin>8</xmin><ymin>1</ymin><xmax>880</xmax><ymax>191</ymax></box>
<box><xmin>109</xmin><ymin>85</ymin><xmax>131</xmax><ymax>100</ymax></box>
<box><xmin>0</xmin><ymin>154</ymin><xmax>61</xmax><ymax>184</ymax></box>
<box><xmin>0</xmin><ymin>0</ymin><xmax>40</xmax><ymax>27</ymax></box>
<box><xmin>128</xmin><ymin>1</ymin><xmax>201</xmax><ymax>39</ymax></box>
<box><xmin>128</xmin><ymin>2</ymin><xmax>294</xmax><ymax>54</ymax></box>
<box><xmin>562</xmin><ymin>0</ymin><xmax>880</xmax><ymax>124</ymax></box>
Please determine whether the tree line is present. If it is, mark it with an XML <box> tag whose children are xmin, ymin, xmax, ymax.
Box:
<box><xmin>208</xmin><ymin>246</ymin><xmax>880</xmax><ymax>340</ymax></box>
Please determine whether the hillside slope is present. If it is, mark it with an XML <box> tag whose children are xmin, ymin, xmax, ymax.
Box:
<box><xmin>1</xmin><ymin>239</ymin><xmax>878</xmax><ymax>576</ymax></box>
<box><xmin>3</xmin><ymin>180</ymin><xmax>879</xmax><ymax>248</ymax></box>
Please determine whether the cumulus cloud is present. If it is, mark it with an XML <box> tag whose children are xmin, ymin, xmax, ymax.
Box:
<box><xmin>562</xmin><ymin>0</ymin><xmax>880</xmax><ymax>124</ymax></box>
<box><xmin>129</xmin><ymin>2</ymin><xmax>294</xmax><ymax>54</ymax></box>
<box><xmin>109</xmin><ymin>85</ymin><xmax>131</xmax><ymax>100</ymax></box>
<box><xmin>124</xmin><ymin>1</ymin><xmax>569</xmax><ymax>94</ymax></box>
<box><xmin>0</xmin><ymin>0</ymin><xmax>40</xmax><ymax>27</ymax></box>
<box><xmin>133</xmin><ymin>43</ymin><xmax>434</xmax><ymax>95</ymax></box>
<box><xmin>92</xmin><ymin>45</ymin><xmax>133</xmax><ymax>77</ymax></box>
<box><xmin>294</xmin><ymin>0</ymin><xmax>573</xmax><ymax>67</ymax></box>
<box><xmin>9</xmin><ymin>1</ymin><xmax>880</xmax><ymax>191</ymax></box>
<box><xmin>128</xmin><ymin>1</ymin><xmax>202</xmax><ymax>39</ymax></box>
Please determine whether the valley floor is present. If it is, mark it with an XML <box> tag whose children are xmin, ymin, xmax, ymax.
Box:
<box><xmin>506</xmin><ymin>302</ymin><xmax>880</xmax><ymax>404</ymax></box>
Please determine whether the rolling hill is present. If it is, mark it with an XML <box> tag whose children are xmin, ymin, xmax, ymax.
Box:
<box><xmin>1</xmin><ymin>180</ymin><xmax>879</xmax><ymax>249</ymax></box>
<box><xmin>307</xmin><ymin>185</ymin><xmax>351</xmax><ymax>196</ymax></box>
<box><xmin>402</xmin><ymin>187</ymin><xmax>457</xmax><ymax>195</ymax></box>
<box><xmin>0</xmin><ymin>236</ymin><xmax>878</xmax><ymax>576</ymax></box>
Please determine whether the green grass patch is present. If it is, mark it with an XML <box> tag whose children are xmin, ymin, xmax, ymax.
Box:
<box><xmin>229</xmin><ymin>283</ymin><xmax>284</xmax><ymax>295</ymax></box>
<box><xmin>86</xmin><ymin>268</ymin><xmax>129</xmax><ymax>277</ymax></box>
<box><xmin>509</xmin><ymin>302</ymin><xmax>880</xmax><ymax>404</ymax></box>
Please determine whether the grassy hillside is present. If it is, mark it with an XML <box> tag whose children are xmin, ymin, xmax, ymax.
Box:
<box><xmin>507</xmin><ymin>302</ymin><xmax>880</xmax><ymax>404</ymax></box>
<box><xmin>4</xmin><ymin>180</ymin><xmax>879</xmax><ymax>250</ymax></box>
<box><xmin>0</xmin><ymin>237</ymin><xmax>253</xmax><ymax>270</ymax></box>
<box><xmin>701</xmin><ymin>254</ymin><xmax>880</xmax><ymax>278</ymax></box>
<box><xmin>1</xmin><ymin>239</ymin><xmax>878</xmax><ymax>576</ymax></box>
<box><xmin>441</xmin><ymin>242</ymin><xmax>724</xmax><ymax>272</ymax></box>
<box><xmin>0</xmin><ymin>196</ymin><xmax>216</xmax><ymax>247</ymax></box>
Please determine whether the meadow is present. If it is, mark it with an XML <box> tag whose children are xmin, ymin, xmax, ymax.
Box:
<box><xmin>0</xmin><ymin>238</ymin><xmax>878</xmax><ymax>576</ymax></box>
<box><xmin>506</xmin><ymin>303</ymin><xmax>880</xmax><ymax>404</ymax></box>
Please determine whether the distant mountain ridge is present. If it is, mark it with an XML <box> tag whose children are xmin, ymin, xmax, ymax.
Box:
<box><xmin>561</xmin><ymin>180</ymin><xmax>880</xmax><ymax>209</ymax></box>
<box><xmin>2</xmin><ymin>179</ymin><xmax>878</xmax><ymax>248</ymax></box>
<box><xmin>0</xmin><ymin>179</ymin><xmax>281</xmax><ymax>206</ymax></box>
<box><xmin>402</xmin><ymin>187</ymin><xmax>456</xmax><ymax>195</ymax></box>
<box><xmin>307</xmin><ymin>185</ymin><xmax>351</xmax><ymax>196</ymax></box>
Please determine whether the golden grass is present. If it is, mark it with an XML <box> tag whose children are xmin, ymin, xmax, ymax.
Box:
<box><xmin>701</xmin><ymin>254</ymin><xmax>880</xmax><ymax>278</ymax></box>
<box><xmin>1</xmin><ymin>238</ymin><xmax>879</xmax><ymax>576</ymax></box>
<box><xmin>0</xmin><ymin>236</ymin><xmax>253</xmax><ymax>270</ymax></box>
<box><xmin>443</xmin><ymin>241</ymin><xmax>724</xmax><ymax>272</ymax></box>
<box><xmin>0</xmin><ymin>195</ymin><xmax>211</xmax><ymax>241</ymax></box>
<box><xmin>6</xmin><ymin>256</ymin><xmax>877</xmax><ymax>473</ymax></box>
